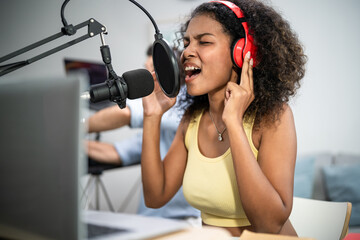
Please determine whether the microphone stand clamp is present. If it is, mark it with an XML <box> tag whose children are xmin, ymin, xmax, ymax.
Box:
<box><xmin>100</xmin><ymin>33</ymin><xmax>127</xmax><ymax>109</ymax></box>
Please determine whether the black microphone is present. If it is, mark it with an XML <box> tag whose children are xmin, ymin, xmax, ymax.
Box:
<box><xmin>89</xmin><ymin>68</ymin><xmax>154</xmax><ymax>105</ymax></box>
<box><xmin>129</xmin><ymin>0</ymin><xmax>180</xmax><ymax>98</ymax></box>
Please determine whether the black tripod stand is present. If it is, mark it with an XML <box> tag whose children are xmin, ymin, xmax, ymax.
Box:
<box><xmin>80</xmin><ymin>133</ymin><xmax>120</xmax><ymax>212</ymax></box>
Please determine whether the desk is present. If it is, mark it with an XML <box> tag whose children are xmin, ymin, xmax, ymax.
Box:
<box><xmin>84</xmin><ymin>210</ymin><xmax>190</xmax><ymax>240</ymax></box>
<box><xmin>84</xmin><ymin>211</ymin><xmax>315</xmax><ymax>240</ymax></box>
<box><xmin>84</xmin><ymin>210</ymin><xmax>231</xmax><ymax>240</ymax></box>
<box><xmin>153</xmin><ymin>229</ymin><xmax>316</xmax><ymax>240</ymax></box>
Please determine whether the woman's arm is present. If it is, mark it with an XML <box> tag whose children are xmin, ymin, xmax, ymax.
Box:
<box><xmin>223</xmin><ymin>54</ymin><xmax>296</xmax><ymax>233</ymax></box>
<box><xmin>228</xmin><ymin>105</ymin><xmax>296</xmax><ymax>233</ymax></box>
<box><xmin>141</xmin><ymin>74</ymin><xmax>188</xmax><ymax>208</ymax></box>
<box><xmin>141</xmin><ymin>117</ymin><xmax>189</xmax><ymax>208</ymax></box>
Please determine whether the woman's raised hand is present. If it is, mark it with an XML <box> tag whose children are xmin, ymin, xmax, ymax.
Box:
<box><xmin>223</xmin><ymin>51</ymin><xmax>255</xmax><ymax>125</ymax></box>
<box><xmin>142</xmin><ymin>72</ymin><xmax>176</xmax><ymax>117</ymax></box>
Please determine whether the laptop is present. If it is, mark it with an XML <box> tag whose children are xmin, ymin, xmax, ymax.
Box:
<box><xmin>64</xmin><ymin>58</ymin><xmax>115</xmax><ymax>111</ymax></box>
<box><xmin>0</xmin><ymin>76</ymin><xmax>188</xmax><ymax>240</ymax></box>
<box><xmin>0</xmin><ymin>76</ymin><xmax>88</xmax><ymax>239</ymax></box>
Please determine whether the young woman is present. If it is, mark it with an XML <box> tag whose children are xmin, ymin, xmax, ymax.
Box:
<box><xmin>141</xmin><ymin>0</ymin><xmax>306</xmax><ymax>236</ymax></box>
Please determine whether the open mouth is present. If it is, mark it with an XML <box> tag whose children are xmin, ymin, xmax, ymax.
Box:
<box><xmin>185</xmin><ymin>66</ymin><xmax>201</xmax><ymax>80</ymax></box>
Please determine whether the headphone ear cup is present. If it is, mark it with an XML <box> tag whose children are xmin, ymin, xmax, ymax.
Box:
<box><xmin>231</xmin><ymin>38</ymin><xmax>245</xmax><ymax>68</ymax></box>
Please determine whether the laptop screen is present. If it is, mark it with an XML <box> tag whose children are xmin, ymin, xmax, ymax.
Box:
<box><xmin>0</xmin><ymin>76</ymin><xmax>86</xmax><ymax>240</ymax></box>
<box><xmin>64</xmin><ymin>58</ymin><xmax>108</xmax><ymax>86</ymax></box>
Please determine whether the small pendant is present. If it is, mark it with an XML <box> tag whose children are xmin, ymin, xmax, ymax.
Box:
<box><xmin>218</xmin><ymin>134</ymin><xmax>223</xmax><ymax>141</ymax></box>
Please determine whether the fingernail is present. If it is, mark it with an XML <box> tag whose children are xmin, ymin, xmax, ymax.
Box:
<box><xmin>250</xmin><ymin>58</ymin><xmax>253</xmax><ymax>66</ymax></box>
<box><xmin>246</xmin><ymin>51</ymin><xmax>251</xmax><ymax>59</ymax></box>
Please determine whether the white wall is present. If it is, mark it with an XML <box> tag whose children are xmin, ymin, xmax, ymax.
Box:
<box><xmin>271</xmin><ymin>0</ymin><xmax>360</xmax><ymax>156</ymax></box>
<box><xmin>1</xmin><ymin>0</ymin><xmax>359</xmax><ymax>156</ymax></box>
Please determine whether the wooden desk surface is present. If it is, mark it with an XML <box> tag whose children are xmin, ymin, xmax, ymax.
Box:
<box><xmin>152</xmin><ymin>228</ymin><xmax>317</xmax><ymax>240</ymax></box>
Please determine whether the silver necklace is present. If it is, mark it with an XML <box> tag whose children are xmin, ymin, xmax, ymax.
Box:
<box><xmin>209</xmin><ymin>110</ymin><xmax>227</xmax><ymax>141</ymax></box>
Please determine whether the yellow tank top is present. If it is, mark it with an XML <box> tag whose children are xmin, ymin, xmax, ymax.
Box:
<box><xmin>183</xmin><ymin>110</ymin><xmax>258</xmax><ymax>227</ymax></box>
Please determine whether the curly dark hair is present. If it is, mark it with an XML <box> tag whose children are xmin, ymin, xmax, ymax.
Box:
<box><xmin>177</xmin><ymin>0</ymin><xmax>307</xmax><ymax>128</ymax></box>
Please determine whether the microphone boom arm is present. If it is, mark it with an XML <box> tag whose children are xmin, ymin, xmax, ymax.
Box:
<box><xmin>0</xmin><ymin>0</ymin><xmax>159</xmax><ymax>109</ymax></box>
<box><xmin>0</xmin><ymin>0</ymin><xmax>129</xmax><ymax>108</ymax></box>
<box><xmin>0</xmin><ymin>18</ymin><xmax>107</xmax><ymax>77</ymax></box>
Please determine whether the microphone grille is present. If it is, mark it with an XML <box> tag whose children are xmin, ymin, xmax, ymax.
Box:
<box><xmin>123</xmin><ymin>69</ymin><xmax>154</xmax><ymax>99</ymax></box>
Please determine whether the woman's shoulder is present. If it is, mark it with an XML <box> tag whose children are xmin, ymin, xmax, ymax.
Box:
<box><xmin>276</xmin><ymin>104</ymin><xmax>294</xmax><ymax>126</ymax></box>
<box><xmin>258</xmin><ymin>103</ymin><xmax>294</xmax><ymax>133</ymax></box>
<box><xmin>179</xmin><ymin>109</ymin><xmax>203</xmax><ymax>135</ymax></box>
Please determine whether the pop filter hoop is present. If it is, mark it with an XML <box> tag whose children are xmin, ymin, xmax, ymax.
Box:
<box><xmin>153</xmin><ymin>34</ymin><xmax>180</xmax><ymax>97</ymax></box>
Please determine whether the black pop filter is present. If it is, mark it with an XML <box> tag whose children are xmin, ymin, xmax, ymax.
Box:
<box><xmin>153</xmin><ymin>35</ymin><xmax>180</xmax><ymax>97</ymax></box>
<box><xmin>129</xmin><ymin>0</ymin><xmax>180</xmax><ymax>98</ymax></box>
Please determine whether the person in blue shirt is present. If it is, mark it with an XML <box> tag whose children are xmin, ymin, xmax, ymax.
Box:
<box><xmin>86</xmin><ymin>45</ymin><xmax>200</xmax><ymax>223</ymax></box>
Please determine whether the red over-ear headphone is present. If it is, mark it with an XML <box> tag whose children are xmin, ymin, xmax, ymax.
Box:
<box><xmin>211</xmin><ymin>1</ymin><xmax>257</xmax><ymax>68</ymax></box>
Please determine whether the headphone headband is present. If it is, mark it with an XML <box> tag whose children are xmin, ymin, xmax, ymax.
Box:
<box><xmin>211</xmin><ymin>1</ymin><xmax>244</xmax><ymax>18</ymax></box>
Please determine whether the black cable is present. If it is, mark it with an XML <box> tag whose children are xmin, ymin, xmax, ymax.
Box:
<box><xmin>60</xmin><ymin>0</ymin><xmax>77</xmax><ymax>35</ymax></box>
<box><xmin>61</xmin><ymin>0</ymin><xmax>71</xmax><ymax>27</ymax></box>
<box><xmin>128</xmin><ymin>0</ymin><xmax>160</xmax><ymax>34</ymax></box>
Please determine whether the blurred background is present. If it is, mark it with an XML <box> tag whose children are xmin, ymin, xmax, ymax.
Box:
<box><xmin>1</xmin><ymin>0</ymin><xmax>359</xmax><ymax>155</ymax></box>
<box><xmin>1</xmin><ymin>0</ymin><xmax>359</xmax><ymax>230</ymax></box>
